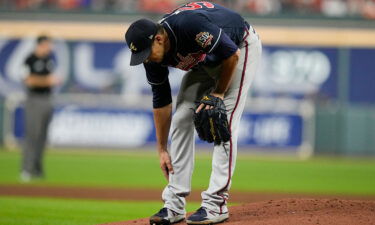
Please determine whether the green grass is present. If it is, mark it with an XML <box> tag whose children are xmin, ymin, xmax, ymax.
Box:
<box><xmin>1</xmin><ymin>149</ymin><xmax>375</xmax><ymax>225</ymax></box>
<box><xmin>1</xmin><ymin>150</ymin><xmax>375</xmax><ymax>195</ymax></box>
<box><xmin>0</xmin><ymin>196</ymin><xmax>200</xmax><ymax>225</ymax></box>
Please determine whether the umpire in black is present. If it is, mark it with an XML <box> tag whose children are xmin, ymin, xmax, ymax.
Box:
<box><xmin>21</xmin><ymin>35</ymin><xmax>59</xmax><ymax>182</ymax></box>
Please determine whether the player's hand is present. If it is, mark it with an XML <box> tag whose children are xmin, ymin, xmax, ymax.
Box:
<box><xmin>158</xmin><ymin>150</ymin><xmax>174</xmax><ymax>181</ymax></box>
<box><xmin>195</xmin><ymin>93</ymin><xmax>224</xmax><ymax>113</ymax></box>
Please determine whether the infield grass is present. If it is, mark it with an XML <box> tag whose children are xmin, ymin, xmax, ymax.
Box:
<box><xmin>1</xmin><ymin>149</ymin><xmax>375</xmax><ymax>195</ymax></box>
<box><xmin>0</xmin><ymin>196</ymin><xmax>200</xmax><ymax>225</ymax></box>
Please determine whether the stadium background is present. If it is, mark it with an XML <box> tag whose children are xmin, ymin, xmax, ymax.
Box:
<box><xmin>0</xmin><ymin>0</ymin><xmax>375</xmax><ymax>224</ymax></box>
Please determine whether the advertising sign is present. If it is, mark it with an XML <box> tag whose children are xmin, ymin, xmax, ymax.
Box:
<box><xmin>0</xmin><ymin>37</ymin><xmax>341</xmax><ymax>100</ymax></box>
<box><xmin>12</xmin><ymin>105</ymin><xmax>304</xmax><ymax>150</ymax></box>
<box><xmin>255</xmin><ymin>46</ymin><xmax>339</xmax><ymax>99</ymax></box>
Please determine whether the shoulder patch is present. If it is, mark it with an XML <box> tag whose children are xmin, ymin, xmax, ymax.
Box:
<box><xmin>195</xmin><ymin>32</ymin><xmax>213</xmax><ymax>48</ymax></box>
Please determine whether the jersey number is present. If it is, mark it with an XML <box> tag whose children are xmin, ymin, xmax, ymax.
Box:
<box><xmin>178</xmin><ymin>2</ymin><xmax>214</xmax><ymax>11</ymax></box>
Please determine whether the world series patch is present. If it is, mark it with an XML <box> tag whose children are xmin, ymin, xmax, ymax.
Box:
<box><xmin>195</xmin><ymin>32</ymin><xmax>213</xmax><ymax>48</ymax></box>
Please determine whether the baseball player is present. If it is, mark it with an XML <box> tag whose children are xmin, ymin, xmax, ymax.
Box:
<box><xmin>125</xmin><ymin>2</ymin><xmax>261</xmax><ymax>224</ymax></box>
<box><xmin>21</xmin><ymin>35</ymin><xmax>59</xmax><ymax>182</ymax></box>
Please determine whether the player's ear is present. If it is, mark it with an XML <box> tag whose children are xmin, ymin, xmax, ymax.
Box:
<box><xmin>154</xmin><ymin>34</ymin><xmax>163</xmax><ymax>43</ymax></box>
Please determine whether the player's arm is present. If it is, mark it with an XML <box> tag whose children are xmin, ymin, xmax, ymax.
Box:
<box><xmin>201</xmin><ymin>26</ymin><xmax>240</xmax><ymax>99</ymax></box>
<box><xmin>144</xmin><ymin>62</ymin><xmax>174</xmax><ymax>180</ymax></box>
<box><xmin>187</xmin><ymin>16</ymin><xmax>240</xmax><ymax>111</ymax></box>
<box><xmin>212</xmin><ymin>48</ymin><xmax>240</xmax><ymax>99</ymax></box>
<box><xmin>153</xmin><ymin>103</ymin><xmax>173</xmax><ymax>180</ymax></box>
<box><xmin>23</xmin><ymin>57</ymin><xmax>59</xmax><ymax>88</ymax></box>
<box><xmin>25</xmin><ymin>74</ymin><xmax>59</xmax><ymax>87</ymax></box>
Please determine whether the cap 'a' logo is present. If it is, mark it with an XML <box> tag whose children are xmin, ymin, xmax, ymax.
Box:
<box><xmin>195</xmin><ymin>32</ymin><xmax>213</xmax><ymax>48</ymax></box>
<box><xmin>130</xmin><ymin>42</ymin><xmax>137</xmax><ymax>52</ymax></box>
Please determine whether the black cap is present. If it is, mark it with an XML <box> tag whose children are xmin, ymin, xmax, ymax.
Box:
<box><xmin>125</xmin><ymin>19</ymin><xmax>158</xmax><ymax>66</ymax></box>
<box><xmin>37</xmin><ymin>35</ymin><xmax>50</xmax><ymax>44</ymax></box>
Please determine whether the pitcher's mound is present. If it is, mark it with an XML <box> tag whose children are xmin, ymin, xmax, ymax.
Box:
<box><xmin>102</xmin><ymin>198</ymin><xmax>375</xmax><ymax>225</ymax></box>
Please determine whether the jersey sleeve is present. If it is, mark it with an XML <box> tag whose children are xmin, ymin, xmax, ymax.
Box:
<box><xmin>24</xmin><ymin>55</ymin><xmax>32</xmax><ymax>68</ymax></box>
<box><xmin>143</xmin><ymin>62</ymin><xmax>172</xmax><ymax>108</ymax></box>
<box><xmin>183</xmin><ymin>14</ymin><xmax>238</xmax><ymax>59</ymax></box>
<box><xmin>22</xmin><ymin>55</ymin><xmax>32</xmax><ymax>79</ymax></box>
<box><xmin>210</xmin><ymin>31</ymin><xmax>239</xmax><ymax>60</ymax></box>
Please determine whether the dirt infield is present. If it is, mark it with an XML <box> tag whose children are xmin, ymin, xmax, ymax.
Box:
<box><xmin>103</xmin><ymin>199</ymin><xmax>375</xmax><ymax>225</ymax></box>
<box><xmin>1</xmin><ymin>185</ymin><xmax>375</xmax><ymax>225</ymax></box>
<box><xmin>1</xmin><ymin>184</ymin><xmax>375</xmax><ymax>203</ymax></box>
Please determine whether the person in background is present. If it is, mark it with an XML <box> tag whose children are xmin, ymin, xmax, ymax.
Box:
<box><xmin>21</xmin><ymin>35</ymin><xmax>59</xmax><ymax>182</ymax></box>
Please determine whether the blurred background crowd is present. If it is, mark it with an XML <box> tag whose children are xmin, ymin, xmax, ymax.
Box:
<box><xmin>1</xmin><ymin>0</ymin><xmax>375</xmax><ymax>19</ymax></box>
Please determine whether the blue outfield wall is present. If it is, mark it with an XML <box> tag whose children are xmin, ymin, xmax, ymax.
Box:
<box><xmin>12</xmin><ymin>105</ymin><xmax>303</xmax><ymax>151</ymax></box>
<box><xmin>0</xmin><ymin>37</ymin><xmax>374</xmax><ymax>154</ymax></box>
<box><xmin>349</xmin><ymin>48</ymin><xmax>375</xmax><ymax>105</ymax></box>
<box><xmin>0</xmin><ymin>38</ymin><xmax>342</xmax><ymax>99</ymax></box>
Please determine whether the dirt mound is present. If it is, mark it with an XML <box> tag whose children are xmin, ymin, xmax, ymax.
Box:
<box><xmin>102</xmin><ymin>198</ymin><xmax>375</xmax><ymax>225</ymax></box>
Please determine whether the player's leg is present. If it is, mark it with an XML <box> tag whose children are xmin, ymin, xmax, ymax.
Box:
<box><xmin>34</xmin><ymin>96</ymin><xmax>53</xmax><ymax>177</ymax></box>
<box><xmin>151</xmin><ymin>68</ymin><xmax>214</xmax><ymax>224</ymax></box>
<box><xmin>161</xmin><ymin>68</ymin><xmax>215</xmax><ymax>216</ymax></box>
<box><xmin>198</xmin><ymin>29</ymin><xmax>262</xmax><ymax>218</ymax></box>
<box><xmin>21</xmin><ymin>95</ymin><xmax>44</xmax><ymax>180</ymax></box>
<box><xmin>21</xmin><ymin>95</ymin><xmax>35</xmax><ymax>181</ymax></box>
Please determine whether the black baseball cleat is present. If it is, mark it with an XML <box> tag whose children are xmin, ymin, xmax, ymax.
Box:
<box><xmin>186</xmin><ymin>207</ymin><xmax>228</xmax><ymax>225</ymax></box>
<box><xmin>149</xmin><ymin>207</ymin><xmax>185</xmax><ymax>225</ymax></box>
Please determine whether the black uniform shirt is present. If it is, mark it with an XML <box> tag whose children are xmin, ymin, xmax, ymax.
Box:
<box><xmin>24</xmin><ymin>53</ymin><xmax>54</xmax><ymax>94</ymax></box>
<box><xmin>143</xmin><ymin>2</ymin><xmax>249</xmax><ymax>108</ymax></box>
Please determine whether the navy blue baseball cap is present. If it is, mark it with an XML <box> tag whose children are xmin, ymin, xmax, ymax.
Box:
<box><xmin>125</xmin><ymin>19</ymin><xmax>158</xmax><ymax>66</ymax></box>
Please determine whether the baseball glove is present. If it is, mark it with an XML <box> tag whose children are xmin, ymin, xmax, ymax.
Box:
<box><xmin>193</xmin><ymin>94</ymin><xmax>231</xmax><ymax>145</ymax></box>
